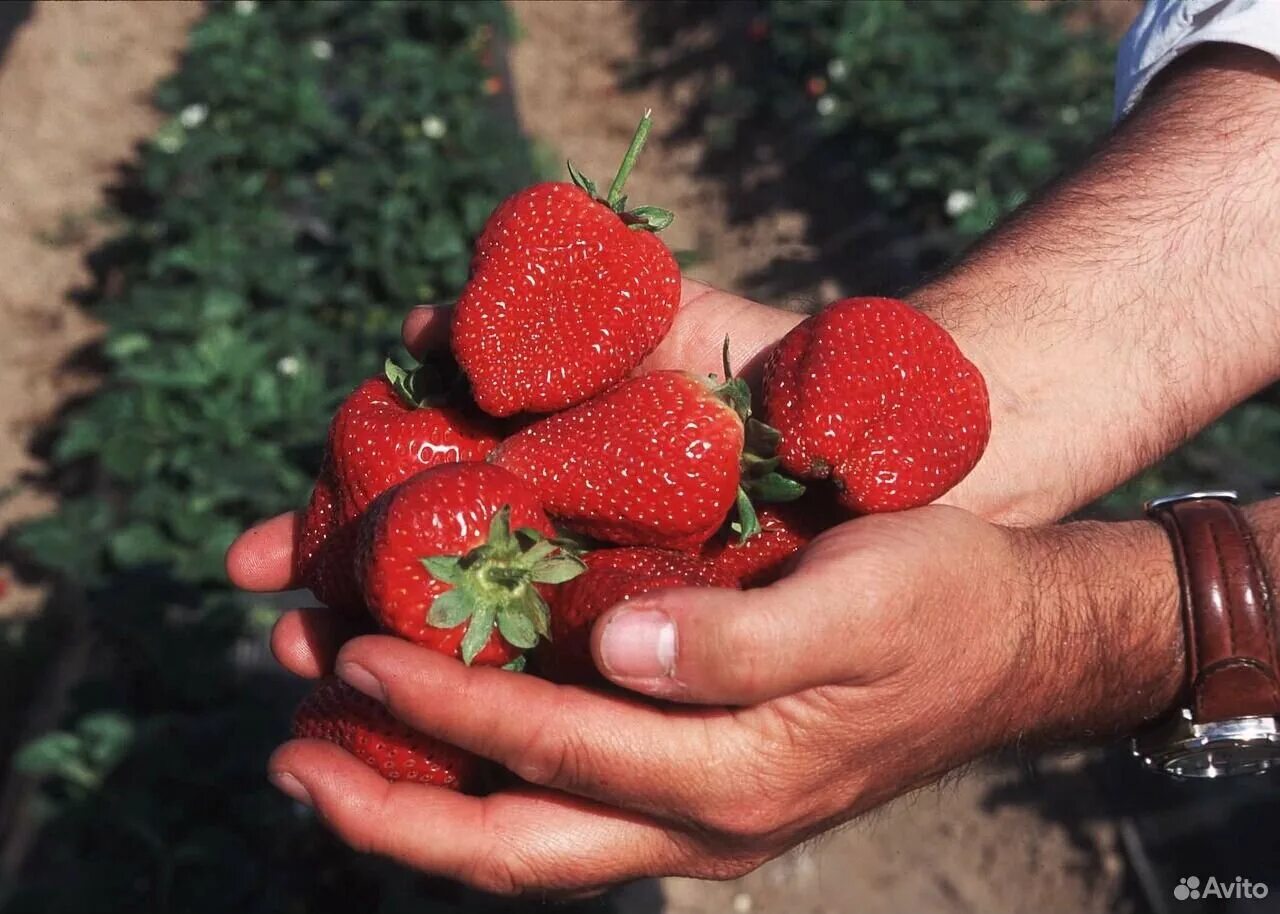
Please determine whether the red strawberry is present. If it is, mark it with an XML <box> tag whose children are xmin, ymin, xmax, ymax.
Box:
<box><xmin>293</xmin><ymin>678</ymin><xmax>480</xmax><ymax>789</ymax></box>
<box><xmin>356</xmin><ymin>462</ymin><xmax>583</xmax><ymax>666</ymax></box>
<box><xmin>490</xmin><ymin>366</ymin><xmax>802</xmax><ymax>553</ymax></box>
<box><xmin>763</xmin><ymin>297</ymin><xmax>990</xmax><ymax>513</ymax></box>
<box><xmin>702</xmin><ymin>498</ymin><xmax>840</xmax><ymax>587</ymax></box>
<box><xmin>451</xmin><ymin>111</ymin><xmax>681</xmax><ymax>417</ymax></box>
<box><xmin>535</xmin><ymin>547</ymin><xmax>738</xmax><ymax>685</ymax></box>
<box><xmin>296</xmin><ymin>359</ymin><xmax>501</xmax><ymax>612</ymax></box>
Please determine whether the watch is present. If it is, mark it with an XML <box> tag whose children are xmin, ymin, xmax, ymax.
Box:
<box><xmin>1132</xmin><ymin>491</ymin><xmax>1280</xmax><ymax>777</ymax></box>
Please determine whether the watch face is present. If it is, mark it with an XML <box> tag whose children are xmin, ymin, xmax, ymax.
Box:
<box><xmin>1135</xmin><ymin>715</ymin><xmax>1280</xmax><ymax>778</ymax></box>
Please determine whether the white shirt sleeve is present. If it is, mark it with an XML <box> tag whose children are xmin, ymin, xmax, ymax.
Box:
<box><xmin>1114</xmin><ymin>0</ymin><xmax>1280</xmax><ymax>120</ymax></box>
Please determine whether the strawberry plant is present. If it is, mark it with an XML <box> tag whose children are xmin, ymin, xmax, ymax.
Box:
<box><xmin>3</xmin><ymin>2</ymin><xmax>532</xmax><ymax>911</ymax></box>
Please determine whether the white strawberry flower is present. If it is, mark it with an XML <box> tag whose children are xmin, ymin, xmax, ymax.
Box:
<box><xmin>179</xmin><ymin>103</ymin><xmax>208</xmax><ymax>129</ymax></box>
<box><xmin>420</xmin><ymin>116</ymin><xmax>447</xmax><ymax>139</ymax></box>
<box><xmin>945</xmin><ymin>189</ymin><xmax>977</xmax><ymax>217</ymax></box>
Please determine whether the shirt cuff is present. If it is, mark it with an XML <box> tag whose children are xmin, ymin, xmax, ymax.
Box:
<box><xmin>1115</xmin><ymin>0</ymin><xmax>1280</xmax><ymax>120</ymax></box>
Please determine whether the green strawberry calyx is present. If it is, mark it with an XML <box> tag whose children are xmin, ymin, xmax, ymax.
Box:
<box><xmin>712</xmin><ymin>338</ymin><xmax>805</xmax><ymax>542</ymax></box>
<box><xmin>419</xmin><ymin>506</ymin><xmax>586</xmax><ymax>665</ymax></box>
<box><xmin>566</xmin><ymin>109</ymin><xmax>674</xmax><ymax>233</ymax></box>
<box><xmin>386</xmin><ymin>355</ymin><xmax>472</xmax><ymax>410</ymax></box>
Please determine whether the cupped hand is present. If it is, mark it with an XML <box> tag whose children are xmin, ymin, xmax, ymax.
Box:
<box><xmin>230</xmin><ymin>492</ymin><xmax>1182</xmax><ymax>895</ymax></box>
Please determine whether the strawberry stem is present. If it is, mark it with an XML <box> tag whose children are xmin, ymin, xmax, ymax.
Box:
<box><xmin>606</xmin><ymin>109</ymin><xmax>652</xmax><ymax>208</ymax></box>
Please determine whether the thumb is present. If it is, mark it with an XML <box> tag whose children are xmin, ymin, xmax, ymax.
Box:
<box><xmin>590</xmin><ymin>576</ymin><xmax>877</xmax><ymax>705</ymax></box>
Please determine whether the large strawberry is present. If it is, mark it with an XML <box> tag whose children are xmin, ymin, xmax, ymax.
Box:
<box><xmin>296</xmin><ymin>359</ymin><xmax>501</xmax><ymax>612</ymax></box>
<box><xmin>356</xmin><ymin>462</ymin><xmax>583</xmax><ymax>666</ymax></box>
<box><xmin>535</xmin><ymin>547</ymin><xmax>738</xmax><ymax>685</ymax></box>
<box><xmin>702</xmin><ymin>498</ymin><xmax>840</xmax><ymax>588</ymax></box>
<box><xmin>293</xmin><ymin>678</ymin><xmax>480</xmax><ymax>789</ymax></box>
<box><xmin>451</xmin><ymin>111</ymin><xmax>681</xmax><ymax>417</ymax></box>
<box><xmin>763</xmin><ymin>297</ymin><xmax>990</xmax><ymax>513</ymax></box>
<box><xmin>489</xmin><ymin>359</ymin><xmax>803</xmax><ymax>553</ymax></box>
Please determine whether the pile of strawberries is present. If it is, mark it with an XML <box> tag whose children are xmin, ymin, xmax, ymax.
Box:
<box><xmin>290</xmin><ymin>113</ymin><xmax>991</xmax><ymax>791</ymax></box>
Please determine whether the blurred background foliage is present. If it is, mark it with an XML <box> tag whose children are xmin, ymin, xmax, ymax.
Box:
<box><xmin>4</xmin><ymin>1</ymin><xmax>531</xmax><ymax>911</ymax></box>
<box><xmin>2</xmin><ymin>0</ymin><xmax>1276</xmax><ymax>911</ymax></box>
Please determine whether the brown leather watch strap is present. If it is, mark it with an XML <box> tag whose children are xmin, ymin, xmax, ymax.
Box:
<box><xmin>1149</xmin><ymin>497</ymin><xmax>1280</xmax><ymax>722</ymax></box>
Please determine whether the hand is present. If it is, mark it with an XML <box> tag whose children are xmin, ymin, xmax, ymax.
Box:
<box><xmin>404</xmin><ymin>276</ymin><xmax>805</xmax><ymax>382</ymax></box>
<box><xmin>230</xmin><ymin>503</ymin><xmax>1183</xmax><ymax>895</ymax></box>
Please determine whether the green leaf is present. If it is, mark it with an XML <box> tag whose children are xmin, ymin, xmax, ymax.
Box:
<box><xmin>14</xmin><ymin>732</ymin><xmax>81</xmax><ymax>777</ymax></box>
<box><xmin>566</xmin><ymin>160</ymin><xmax>597</xmax><ymax>197</ymax></box>
<box><xmin>519</xmin><ymin>539</ymin><xmax>557</xmax><ymax>566</ymax></box>
<box><xmin>745</xmin><ymin>418</ymin><xmax>782</xmax><ymax>455</ymax></box>
<box><xmin>421</xmin><ymin>555</ymin><xmax>464</xmax><ymax>584</ymax></box>
<box><xmin>746</xmin><ymin>473</ymin><xmax>807</xmax><ymax>503</ymax></box>
<box><xmin>426</xmin><ymin>587</ymin><xmax>473</xmax><ymax>629</ymax></box>
<box><xmin>529</xmin><ymin>554</ymin><xmax>586</xmax><ymax>584</ymax></box>
<box><xmin>735</xmin><ymin>486</ymin><xmax>761</xmax><ymax>543</ymax></box>
<box><xmin>629</xmin><ymin>205</ymin><xmax>673</xmax><ymax>231</ymax></box>
<box><xmin>495</xmin><ymin>605</ymin><xmax>538</xmax><ymax>650</ymax></box>
<box><xmin>459</xmin><ymin>603</ymin><xmax>496</xmax><ymax>665</ymax></box>
<box><xmin>486</xmin><ymin>506</ymin><xmax>516</xmax><ymax>554</ymax></box>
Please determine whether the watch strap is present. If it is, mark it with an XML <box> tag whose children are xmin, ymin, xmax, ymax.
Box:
<box><xmin>1149</xmin><ymin>496</ymin><xmax>1280</xmax><ymax>721</ymax></box>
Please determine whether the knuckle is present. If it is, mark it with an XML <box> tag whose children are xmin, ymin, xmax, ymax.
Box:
<box><xmin>508</xmin><ymin>711</ymin><xmax>593</xmax><ymax>788</ymax></box>
<box><xmin>464</xmin><ymin>854</ymin><xmax>528</xmax><ymax>897</ymax></box>
<box><xmin>694</xmin><ymin>796</ymin><xmax>784</xmax><ymax>844</ymax></box>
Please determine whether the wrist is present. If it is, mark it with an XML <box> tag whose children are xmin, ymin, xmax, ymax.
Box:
<box><xmin>1006</xmin><ymin>518</ymin><xmax>1185</xmax><ymax>743</ymax></box>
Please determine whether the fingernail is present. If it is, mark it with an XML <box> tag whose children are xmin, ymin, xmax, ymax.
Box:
<box><xmin>337</xmin><ymin>661</ymin><xmax>383</xmax><ymax>701</ymax></box>
<box><xmin>599</xmin><ymin>609</ymin><xmax>676</xmax><ymax>679</ymax></box>
<box><xmin>271</xmin><ymin>771</ymin><xmax>312</xmax><ymax>806</ymax></box>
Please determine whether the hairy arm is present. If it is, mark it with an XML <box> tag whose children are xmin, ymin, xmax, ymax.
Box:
<box><xmin>919</xmin><ymin>45</ymin><xmax>1280</xmax><ymax>523</ymax></box>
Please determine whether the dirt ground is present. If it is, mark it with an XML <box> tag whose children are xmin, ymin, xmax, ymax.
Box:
<box><xmin>0</xmin><ymin>0</ymin><xmax>201</xmax><ymax>620</ymax></box>
<box><xmin>507</xmin><ymin>2</ymin><xmax>1130</xmax><ymax>912</ymax></box>
<box><xmin>0</xmin><ymin>2</ymin><xmax>1131</xmax><ymax>911</ymax></box>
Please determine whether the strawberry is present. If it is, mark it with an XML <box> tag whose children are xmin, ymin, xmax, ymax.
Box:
<box><xmin>296</xmin><ymin>359</ymin><xmax>501</xmax><ymax>612</ymax></box>
<box><xmin>702</xmin><ymin>498</ymin><xmax>840</xmax><ymax>587</ymax></box>
<box><xmin>293</xmin><ymin>678</ymin><xmax>480</xmax><ymax>789</ymax></box>
<box><xmin>451</xmin><ymin>111</ymin><xmax>681</xmax><ymax>417</ymax></box>
<box><xmin>489</xmin><ymin>359</ymin><xmax>803</xmax><ymax>553</ymax></box>
<box><xmin>762</xmin><ymin>297</ymin><xmax>990</xmax><ymax>513</ymax></box>
<box><xmin>535</xmin><ymin>547</ymin><xmax>738</xmax><ymax>685</ymax></box>
<box><xmin>356</xmin><ymin>462</ymin><xmax>584</xmax><ymax>666</ymax></box>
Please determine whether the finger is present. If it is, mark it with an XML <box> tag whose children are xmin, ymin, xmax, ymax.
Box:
<box><xmin>225</xmin><ymin>511</ymin><xmax>301</xmax><ymax>591</ymax></box>
<box><xmin>645</xmin><ymin>279</ymin><xmax>803</xmax><ymax>381</ymax></box>
<box><xmin>401</xmin><ymin>305</ymin><xmax>453</xmax><ymax>358</ymax></box>
<box><xmin>271</xmin><ymin>607</ymin><xmax>376</xmax><ymax>679</ymax></box>
<box><xmin>591</xmin><ymin>571</ymin><xmax>883</xmax><ymax>705</ymax></box>
<box><xmin>269</xmin><ymin>740</ymin><xmax>691</xmax><ymax>895</ymax></box>
<box><xmin>333</xmin><ymin>636</ymin><xmax>743</xmax><ymax>820</ymax></box>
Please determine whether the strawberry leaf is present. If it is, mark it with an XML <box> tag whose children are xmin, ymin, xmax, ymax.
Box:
<box><xmin>460</xmin><ymin>603</ymin><xmax>496</xmax><ymax>665</ymax></box>
<box><xmin>421</xmin><ymin>555</ymin><xmax>463</xmax><ymax>584</ymax></box>
<box><xmin>735</xmin><ymin>486</ymin><xmax>761</xmax><ymax>542</ymax></box>
<box><xmin>519</xmin><ymin>588</ymin><xmax>552</xmax><ymax>641</ymax></box>
<box><xmin>496</xmin><ymin>605</ymin><xmax>539</xmax><ymax>650</ymax></box>
<box><xmin>628</xmin><ymin>205</ymin><xmax>673</xmax><ymax>231</ymax></box>
<box><xmin>502</xmin><ymin>656</ymin><xmax>528</xmax><ymax>673</ymax></box>
<box><xmin>487</xmin><ymin>506</ymin><xmax>516</xmax><ymax>555</ymax></box>
<box><xmin>745</xmin><ymin>473</ymin><xmax>806</xmax><ymax>503</ymax></box>
<box><xmin>520</xmin><ymin>539</ymin><xmax>558</xmax><ymax>566</ymax></box>
<box><xmin>566</xmin><ymin>160</ymin><xmax>597</xmax><ymax>197</ymax></box>
<box><xmin>426</xmin><ymin>587</ymin><xmax>472</xmax><ymax>629</ymax></box>
<box><xmin>529</xmin><ymin>554</ymin><xmax>587</xmax><ymax>584</ymax></box>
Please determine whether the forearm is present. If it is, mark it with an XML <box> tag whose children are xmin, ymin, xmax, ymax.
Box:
<box><xmin>920</xmin><ymin>45</ymin><xmax>1280</xmax><ymax>524</ymax></box>
<box><xmin>1012</xmin><ymin>495</ymin><xmax>1280</xmax><ymax>743</ymax></box>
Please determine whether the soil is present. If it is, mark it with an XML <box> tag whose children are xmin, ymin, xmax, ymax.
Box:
<box><xmin>0</xmin><ymin>2</ymin><xmax>1135</xmax><ymax>911</ymax></box>
<box><xmin>0</xmin><ymin>0</ymin><xmax>202</xmax><ymax>620</ymax></box>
